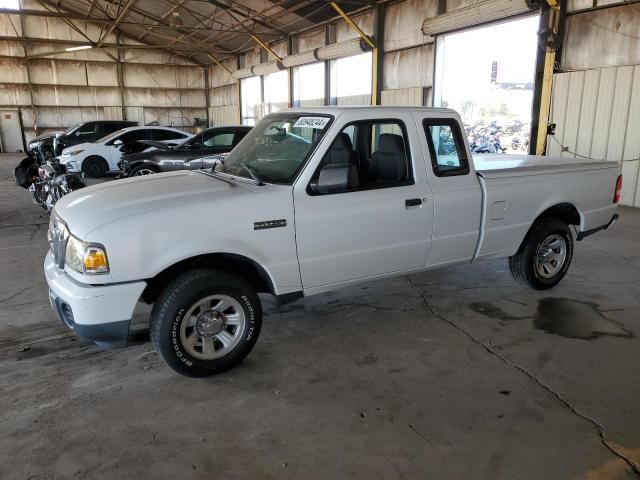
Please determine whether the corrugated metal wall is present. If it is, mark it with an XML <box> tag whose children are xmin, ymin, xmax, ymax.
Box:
<box><xmin>0</xmin><ymin>0</ymin><xmax>207</xmax><ymax>146</ymax></box>
<box><xmin>547</xmin><ymin>66</ymin><xmax>640</xmax><ymax>206</ymax></box>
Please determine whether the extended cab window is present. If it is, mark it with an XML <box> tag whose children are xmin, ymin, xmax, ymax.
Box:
<box><xmin>309</xmin><ymin>120</ymin><xmax>413</xmax><ymax>195</ymax></box>
<box><xmin>423</xmin><ymin>118</ymin><xmax>469</xmax><ymax>177</ymax></box>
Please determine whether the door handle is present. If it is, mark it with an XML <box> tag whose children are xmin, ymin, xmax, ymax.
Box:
<box><xmin>405</xmin><ymin>198</ymin><xmax>423</xmax><ymax>208</ymax></box>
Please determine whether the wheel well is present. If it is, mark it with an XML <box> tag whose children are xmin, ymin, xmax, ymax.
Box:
<box><xmin>141</xmin><ymin>253</ymin><xmax>275</xmax><ymax>304</ymax></box>
<box><xmin>536</xmin><ymin>203</ymin><xmax>581</xmax><ymax>226</ymax></box>
<box><xmin>514</xmin><ymin>203</ymin><xmax>581</xmax><ymax>255</ymax></box>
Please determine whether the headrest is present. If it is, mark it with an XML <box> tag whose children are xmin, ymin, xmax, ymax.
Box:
<box><xmin>332</xmin><ymin>132</ymin><xmax>354</xmax><ymax>151</ymax></box>
<box><xmin>378</xmin><ymin>134</ymin><xmax>405</xmax><ymax>154</ymax></box>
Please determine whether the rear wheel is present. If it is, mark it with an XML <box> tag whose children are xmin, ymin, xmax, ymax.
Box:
<box><xmin>130</xmin><ymin>164</ymin><xmax>160</xmax><ymax>176</ymax></box>
<box><xmin>82</xmin><ymin>156</ymin><xmax>108</xmax><ymax>178</ymax></box>
<box><xmin>150</xmin><ymin>269</ymin><xmax>262</xmax><ymax>377</ymax></box>
<box><xmin>509</xmin><ymin>218</ymin><xmax>574</xmax><ymax>290</ymax></box>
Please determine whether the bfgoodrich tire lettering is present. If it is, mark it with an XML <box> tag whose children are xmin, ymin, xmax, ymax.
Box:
<box><xmin>150</xmin><ymin>269</ymin><xmax>262</xmax><ymax>377</ymax></box>
<box><xmin>509</xmin><ymin>218</ymin><xmax>574</xmax><ymax>290</ymax></box>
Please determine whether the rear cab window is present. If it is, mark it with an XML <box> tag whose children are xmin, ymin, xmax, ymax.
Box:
<box><xmin>423</xmin><ymin>118</ymin><xmax>469</xmax><ymax>177</ymax></box>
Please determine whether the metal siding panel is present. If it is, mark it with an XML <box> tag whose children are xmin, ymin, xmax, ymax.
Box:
<box><xmin>590</xmin><ymin>67</ymin><xmax>617</xmax><ymax>160</ymax></box>
<box><xmin>575</xmin><ymin>69</ymin><xmax>600</xmax><ymax>159</ymax></box>
<box><xmin>548</xmin><ymin>72</ymin><xmax>570</xmax><ymax>157</ymax></box>
<box><xmin>606</xmin><ymin>65</ymin><xmax>633</xmax><ymax>162</ymax></box>
<box><xmin>381</xmin><ymin>88</ymin><xmax>424</xmax><ymax>106</ymax></box>
<box><xmin>561</xmin><ymin>71</ymin><xmax>585</xmax><ymax>158</ymax></box>
<box><xmin>623</xmin><ymin>66</ymin><xmax>640</xmax><ymax>207</ymax></box>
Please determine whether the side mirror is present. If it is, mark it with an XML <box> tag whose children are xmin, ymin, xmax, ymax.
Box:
<box><xmin>113</xmin><ymin>139</ymin><xmax>123</xmax><ymax>146</ymax></box>
<box><xmin>312</xmin><ymin>163</ymin><xmax>350</xmax><ymax>194</ymax></box>
<box><xmin>75</xmin><ymin>131</ymin><xmax>81</xmax><ymax>137</ymax></box>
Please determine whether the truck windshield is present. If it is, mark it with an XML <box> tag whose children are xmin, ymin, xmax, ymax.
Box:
<box><xmin>220</xmin><ymin>113</ymin><xmax>332</xmax><ymax>185</ymax></box>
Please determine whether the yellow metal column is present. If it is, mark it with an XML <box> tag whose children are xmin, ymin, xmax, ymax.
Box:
<box><xmin>535</xmin><ymin>0</ymin><xmax>561</xmax><ymax>155</ymax></box>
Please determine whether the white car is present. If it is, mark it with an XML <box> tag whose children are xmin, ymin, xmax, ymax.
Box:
<box><xmin>45</xmin><ymin>107</ymin><xmax>622</xmax><ymax>377</ymax></box>
<box><xmin>58</xmin><ymin>126</ymin><xmax>192</xmax><ymax>177</ymax></box>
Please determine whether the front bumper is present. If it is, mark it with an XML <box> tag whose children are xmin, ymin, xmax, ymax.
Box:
<box><xmin>60</xmin><ymin>159</ymin><xmax>80</xmax><ymax>172</ymax></box>
<box><xmin>44</xmin><ymin>251</ymin><xmax>146</xmax><ymax>348</ymax></box>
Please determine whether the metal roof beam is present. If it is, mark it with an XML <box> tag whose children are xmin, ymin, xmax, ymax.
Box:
<box><xmin>97</xmin><ymin>0</ymin><xmax>136</xmax><ymax>48</ymax></box>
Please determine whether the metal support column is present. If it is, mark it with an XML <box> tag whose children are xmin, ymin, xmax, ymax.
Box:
<box><xmin>372</xmin><ymin>3</ymin><xmax>384</xmax><ymax>105</ymax></box>
<box><xmin>116</xmin><ymin>32</ymin><xmax>127</xmax><ymax>120</ymax></box>
<box><xmin>530</xmin><ymin>0</ymin><xmax>566</xmax><ymax>155</ymax></box>
<box><xmin>204</xmin><ymin>67</ymin><xmax>211</xmax><ymax>127</ymax></box>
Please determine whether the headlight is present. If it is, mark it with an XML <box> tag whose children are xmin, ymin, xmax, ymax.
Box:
<box><xmin>65</xmin><ymin>235</ymin><xmax>110</xmax><ymax>274</ymax></box>
<box><xmin>67</xmin><ymin>149</ymin><xmax>84</xmax><ymax>156</ymax></box>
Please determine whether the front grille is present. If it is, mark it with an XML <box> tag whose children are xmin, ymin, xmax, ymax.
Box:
<box><xmin>48</xmin><ymin>214</ymin><xmax>69</xmax><ymax>269</ymax></box>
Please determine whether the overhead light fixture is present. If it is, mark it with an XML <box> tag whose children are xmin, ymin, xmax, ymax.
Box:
<box><xmin>65</xmin><ymin>45</ymin><xmax>92</xmax><ymax>52</ymax></box>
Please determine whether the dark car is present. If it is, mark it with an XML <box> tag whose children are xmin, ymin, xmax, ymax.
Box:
<box><xmin>118</xmin><ymin>126</ymin><xmax>251</xmax><ymax>177</ymax></box>
<box><xmin>53</xmin><ymin>120</ymin><xmax>138</xmax><ymax>156</ymax></box>
<box><xmin>27</xmin><ymin>132</ymin><xmax>61</xmax><ymax>162</ymax></box>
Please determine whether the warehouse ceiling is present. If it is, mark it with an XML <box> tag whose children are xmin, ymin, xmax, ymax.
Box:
<box><xmin>33</xmin><ymin>0</ymin><xmax>372</xmax><ymax>65</ymax></box>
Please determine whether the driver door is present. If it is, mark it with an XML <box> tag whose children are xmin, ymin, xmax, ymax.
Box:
<box><xmin>293</xmin><ymin>112</ymin><xmax>434</xmax><ymax>290</ymax></box>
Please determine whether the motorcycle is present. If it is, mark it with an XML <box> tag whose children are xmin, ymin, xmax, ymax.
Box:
<box><xmin>14</xmin><ymin>154</ymin><xmax>86</xmax><ymax>212</ymax></box>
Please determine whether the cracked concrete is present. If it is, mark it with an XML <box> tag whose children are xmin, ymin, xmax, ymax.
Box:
<box><xmin>1</xmin><ymin>153</ymin><xmax>640</xmax><ymax>479</ymax></box>
<box><xmin>407</xmin><ymin>276</ymin><xmax>640</xmax><ymax>477</ymax></box>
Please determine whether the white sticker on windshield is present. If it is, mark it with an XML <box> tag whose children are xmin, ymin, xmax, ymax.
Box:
<box><xmin>293</xmin><ymin>116</ymin><xmax>330</xmax><ymax>129</ymax></box>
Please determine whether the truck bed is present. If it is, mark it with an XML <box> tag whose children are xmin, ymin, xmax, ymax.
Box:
<box><xmin>474</xmin><ymin>154</ymin><xmax>619</xmax><ymax>178</ymax></box>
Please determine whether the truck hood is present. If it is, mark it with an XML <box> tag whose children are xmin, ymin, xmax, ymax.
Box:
<box><xmin>54</xmin><ymin>171</ymin><xmax>257</xmax><ymax>238</ymax></box>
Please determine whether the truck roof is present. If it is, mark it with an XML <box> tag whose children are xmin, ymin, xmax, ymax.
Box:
<box><xmin>278</xmin><ymin>106</ymin><xmax>460</xmax><ymax>116</ymax></box>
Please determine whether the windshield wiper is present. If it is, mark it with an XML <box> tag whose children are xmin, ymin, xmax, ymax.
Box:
<box><xmin>239</xmin><ymin>162</ymin><xmax>264</xmax><ymax>186</ymax></box>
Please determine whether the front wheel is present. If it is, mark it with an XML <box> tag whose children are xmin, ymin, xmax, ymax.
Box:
<box><xmin>82</xmin><ymin>156</ymin><xmax>108</xmax><ymax>178</ymax></box>
<box><xmin>150</xmin><ymin>269</ymin><xmax>262</xmax><ymax>377</ymax></box>
<box><xmin>509</xmin><ymin>218</ymin><xmax>574</xmax><ymax>290</ymax></box>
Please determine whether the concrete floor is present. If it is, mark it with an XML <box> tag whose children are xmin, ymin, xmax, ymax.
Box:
<box><xmin>1</xmin><ymin>152</ymin><xmax>639</xmax><ymax>480</ymax></box>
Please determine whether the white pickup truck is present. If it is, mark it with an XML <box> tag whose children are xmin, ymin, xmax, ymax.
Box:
<box><xmin>44</xmin><ymin>107</ymin><xmax>622</xmax><ymax>376</ymax></box>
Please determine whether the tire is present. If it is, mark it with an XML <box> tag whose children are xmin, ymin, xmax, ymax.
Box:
<box><xmin>130</xmin><ymin>164</ymin><xmax>160</xmax><ymax>176</ymax></box>
<box><xmin>509</xmin><ymin>217</ymin><xmax>574</xmax><ymax>290</ymax></box>
<box><xmin>150</xmin><ymin>269</ymin><xmax>262</xmax><ymax>377</ymax></box>
<box><xmin>82</xmin><ymin>156</ymin><xmax>108</xmax><ymax>178</ymax></box>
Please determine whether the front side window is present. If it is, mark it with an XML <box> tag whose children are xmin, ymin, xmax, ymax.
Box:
<box><xmin>204</xmin><ymin>132</ymin><xmax>234</xmax><ymax>147</ymax></box>
<box><xmin>76</xmin><ymin>123</ymin><xmax>96</xmax><ymax>135</ymax></box>
<box><xmin>220</xmin><ymin>113</ymin><xmax>332</xmax><ymax>185</ymax></box>
<box><xmin>423</xmin><ymin>119</ymin><xmax>469</xmax><ymax>177</ymax></box>
<box><xmin>62</xmin><ymin>123</ymin><xmax>82</xmax><ymax>135</ymax></box>
<box><xmin>309</xmin><ymin>120</ymin><xmax>413</xmax><ymax>195</ymax></box>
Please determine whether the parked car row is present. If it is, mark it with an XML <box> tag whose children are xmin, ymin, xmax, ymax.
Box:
<box><xmin>26</xmin><ymin>120</ymin><xmax>252</xmax><ymax>180</ymax></box>
<box><xmin>18</xmin><ymin>120</ymin><xmax>252</xmax><ymax>212</ymax></box>
<box><xmin>118</xmin><ymin>126</ymin><xmax>251</xmax><ymax>177</ymax></box>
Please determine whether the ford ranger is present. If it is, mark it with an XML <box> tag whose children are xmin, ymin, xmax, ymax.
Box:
<box><xmin>44</xmin><ymin>107</ymin><xmax>622</xmax><ymax>377</ymax></box>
